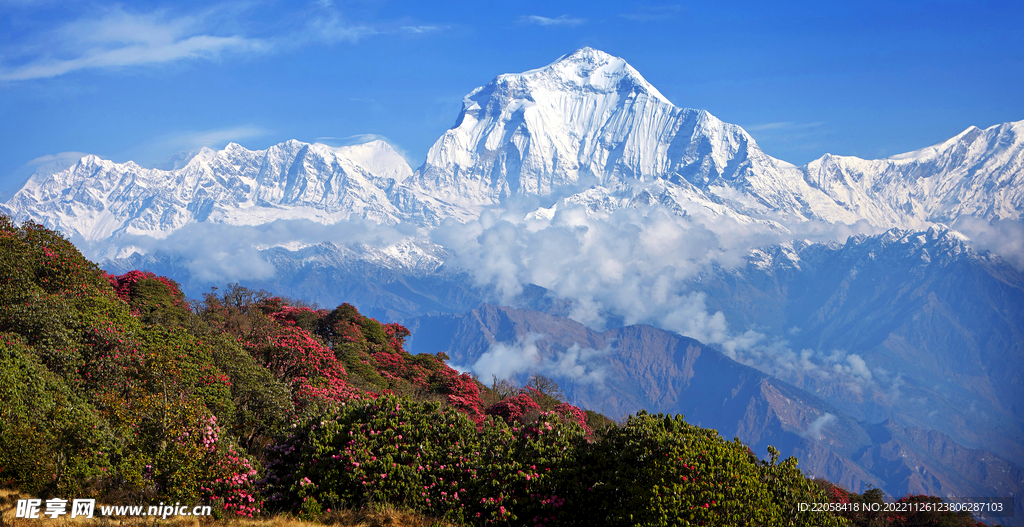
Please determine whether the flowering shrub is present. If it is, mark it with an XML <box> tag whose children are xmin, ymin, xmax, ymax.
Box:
<box><xmin>486</xmin><ymin>393</ymin><xmax>540</xmax><ymax>422</ymax></box>
<box><xmin>429</xmin><ymin>368</ymin><xmax>488</xmax><ymax>425</ymax></box>
<box><xmin>105</xmin><ymin>270</ymin><xmax>187</xmax><ymax>308</ymax></box>
<box><xmin>582</xmin><ymin>412</ymin><xmax>844</xmax><ymax>526</ymax></box>
<box><xmin>198</xmin><ymin>415</ymin><xmax>263</xmax><ymax>517</ymax></box>
<box><xmin>264</xmin><ymin>301</ymin><xmax>327</xmax><ymax>335</ymax></box>
<box><xmin>241</xmin><ymin>322</ymin><xmax>361</xmax><ymax>412</ymax></box>
<box><xmin>262</xmin><ymin>395</ymin><xmax>486</xmax><ymax>520</ymax></box>
<box><xmin>551</xmin><ymin>402</ymin><xmax>591</xmax><ymax>436</ymax></box>
<box><xmin>262</xmin><ymin>395</ymin><xmax>593</xmax><ymax>525</ymax></box>
<box><xmin>486</xmin><ymin>387</ymin><xmax>592</xmax><ymax>438</ymax></box>
<box><xmin>0</xmin><ymin>217</ymin><xmax>118</xmax><ymax>378</ymax></box>
<box><xmin>474</xmin><ymin>411</ymin><xmax>590</xmax><ymax>525</ymax></box>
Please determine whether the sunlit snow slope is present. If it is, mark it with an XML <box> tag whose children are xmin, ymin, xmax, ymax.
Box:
<box><xmin>4</xmin><ymin>47</ymin><xmax>1023</xmax><ymax>241</ymax></box>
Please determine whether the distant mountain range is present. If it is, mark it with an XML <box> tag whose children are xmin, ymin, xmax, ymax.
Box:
<box><xmin>4</xmin><ymin>47</ymin><xmax>1022</xmax><ymax>522</ymax></box>
<box><xmin>4</xmin><ymin>48</ymin><xmax>1022</xmax><ymax>242</ymax></box>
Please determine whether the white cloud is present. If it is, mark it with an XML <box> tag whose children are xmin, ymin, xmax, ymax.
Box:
<box><xmin>472</xmin><ymin>333</ymin><xmax>545</xmax><ymax>381</ymax></box>
<box><xmin>25</xmin><ymin>151</ymin><xmax>90</xmax><ymax>167</ymax></box>
<box><xmin>800</xmin><ymin>413</ymin><xmax>837</xmax><ymax>441</ymax></box>
<box><xmin>430</xmin><ymin>200</ymin><xmax>905</xmax><ymax>402</ymax></box>
<box><xmin>469</xmin><ymin>332</ymin><xmax>611</xmax><ymax>386</ymax></box>
<box><xmin>0</xmin><ymin>7</ymin><xmax>269</xmax><ymax>81</ymax></box>
<box><xmin>90</xmin><ymin>218</ymin><xmax>411</xmax><ymax>284</ymax></box>
<box><xmin>432</xmin><ymin>203</ymin><xmax>779</xmax><ymax>334</ymax></box>
<box><xmin>952</xmin><ymin>217</ymin><xmax>1024</xmax><ymax>271</ymax></box>
<box><xmin>400</xmin><ymin>25</ymin><xmax>445</xmax><ymax>34</ymax></box>
<box><xmin>0</xmin><ymin>3</ymin><xmax>446</xmax><ymax>81</ymax></box>
<box><xmin>159</xmin><ymin>125</ymin><xmax>271</xmax><ymax>152</ymax></box>
<box><xmin>518</xmin><ymin>15</ymin><xmax>587</xmax><ymax>27</ymax></box>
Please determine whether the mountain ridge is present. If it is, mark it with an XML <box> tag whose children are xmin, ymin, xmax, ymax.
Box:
<box><xmin>4</xmin><ymin>48</ymin><xmax>1023</xmax><ymax>243</ymax></box>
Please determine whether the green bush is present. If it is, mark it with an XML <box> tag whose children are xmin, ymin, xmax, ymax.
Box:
<box><xmin>0</xmin><ymin>333</ymin><xmax>113</xmax><ymax>497</ymax></box>
<box><xmin>263</xmin><ymin>395</ymin><xmax>593</xmax><ymax>525</ymax></box>
<box><xmin>584</xmin><ymin>411</ymin><xmax>845</xmax><ymax>526</ymax></box>
<box><xmin>206</xmin><ymin>332</ymin><xmax>293</xmax><ymax>452</ymax></box>
<box><xmin>263</xmin><ymin>395</ymin><xmax>484</xmax><ymax>520</ymax></box>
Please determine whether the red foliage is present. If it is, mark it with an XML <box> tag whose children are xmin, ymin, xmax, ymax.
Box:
<box><xmin>487</xmin><ymin>390</ymin><xmax>593</xmax><ymax>436</ymax></box>
<box><xmin>828</xmin><ymin>484</ymin><xmax>851</xmax><ymax>504</ymax></box>
<box><xmin>268</xmin><ymin>305</ymin><xmax>327</xmax><ymax>325</ymax></box>
<box><xmin>383</xmin><ymin>322</ymin><xmax>411</xmax><ymax>352</ymax></box>
<box><xmin>552</xmin><ymin>402</ymin><xmax>592</xmax><ymax>436</ymax></box>
<box><xmin>242</xmin><ymin>323</ymin><xmax>359</xmax><ymax>410</ymax></box>
<box><xmin>369</xmin><ymin>349</ymin><xmax>440</xmax><ymax>387</ymax></box>
<box><xmin>103</xmin><ymin>270</ymin><xmax>188</xmax><ymax>309</ymax></box>
<box><xmin>486</xmin><ymin>394</ymin><xmax>541</xmax><ymax>423</ymax></box>
<box><xmin>431</xmin><ymin>368</ymin><xmax>487</xmax><ymax>425</ymax></box>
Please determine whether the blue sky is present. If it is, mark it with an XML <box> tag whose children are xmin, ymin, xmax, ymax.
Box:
<box><xmin>1</xmin><ymin>0</ymin><xmax>1021</xmax><ymax>198</ymax></box>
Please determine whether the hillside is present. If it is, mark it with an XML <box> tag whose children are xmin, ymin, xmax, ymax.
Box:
<box><xmin>0</xmin><ymin>216</ymin><xmax>870</xmax><ymax>526</ymax></box>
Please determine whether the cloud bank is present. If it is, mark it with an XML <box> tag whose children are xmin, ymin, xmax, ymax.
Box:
<box><xmin>468</xmin><ymin>332</ymin><xmax>611</xmax><ymax>386</ymax></box>
<box><xmin>88</xmin><ymin>197</ymin><xmax>941</xmax><ymax>404</ymax></box>
<box><xmin>92</xmin><ymin>217</ymin><xmax>412</xmax><ymax>285</ymax></box>
<box><xmin>953</xmin><ymin>217</ymin><xmax>1024</xmax><ymax>271</ymax></box>
<box><xmin>430</xmin><ymin>201</ymin><xmax>899</xmax><ymax>400</ymax></box>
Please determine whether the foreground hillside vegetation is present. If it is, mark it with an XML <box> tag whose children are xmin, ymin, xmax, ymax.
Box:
<box><xmin>0</xmin><ymin>216</ymin><xmax>989</xmax><ymax>526</ymax></box>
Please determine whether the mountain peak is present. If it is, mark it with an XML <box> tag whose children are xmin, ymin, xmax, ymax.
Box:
<box><xmin>517</xmin><ymin>47</ymin><xmax>670</xmax><ymax>104</ymax></box>
<box><xmin>552</xmin><ymin>47</ymin><xmax>617</xmax><ymax>68</ymax></box>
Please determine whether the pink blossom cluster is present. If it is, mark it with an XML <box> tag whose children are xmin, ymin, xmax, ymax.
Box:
<box><xmin>104</xmin><ymin>270</ymin><xmax>188</xmax><ymax>309</ymax></box>
<box><xmin>201</xmin><ymin>444</ymin><xmax>262</xmax><ymax>517</ymax></box>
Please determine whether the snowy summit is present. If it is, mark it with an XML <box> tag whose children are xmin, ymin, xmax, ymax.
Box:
<box><xmin>3</xmin><ymin>48</ymin><xmax>1023</xmax><ymax>242</ymax></box>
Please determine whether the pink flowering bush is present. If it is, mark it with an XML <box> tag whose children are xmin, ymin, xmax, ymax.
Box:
<box><xmin>485</xmin><ymin>393</ymin><xmax>540</xmax><ymax>422</ymax></box>
<box><xmin>198</xmin><ymin>415</ymin><xmax>263</xmax><ymax>518</ymax></box>
<box><xmin>262</xmin><ymin>395</ymin><xmax>486</xmax><ymax>521</ymax></box>
<box><xmin>486</xmin><ymin>388</ymin><xmax>592</xmax><ymax>436</ymax></box>
<box><xmin>262</xmin><ymin>395</ymin><xmax>591</xmax><ymax>525</ymax></box>
<box><xmin>472</xmin><ymin>410</ymin><xmax>590</xmax><ymax>525</ymax></box>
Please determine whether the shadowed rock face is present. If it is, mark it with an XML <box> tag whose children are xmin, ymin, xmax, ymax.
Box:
<box><xmin>695</xmin><ymin>227</ymin><xmax>1024</xmax><ymax>467</ymax></box>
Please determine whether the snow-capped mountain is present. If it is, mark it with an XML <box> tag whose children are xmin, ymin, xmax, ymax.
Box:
<box><xmin>407</xmin><ymin>47</ymin><xmax>855</xmax><ymax>225</ymax></box>
<box><xmin>406</xmin><ymin>47</ymin><xmax>1024</xmax><ymax>229</ymax></box>
<box><xmin>4</xmin><ymin>47</ymin><xmax>1023</xmax><ymax>241</ymax></box>
<box><xmin>2</xmin><ymin>140</ymin><xmax>412</xmax><ymax>241</ymax></box>
<box><xmin>803</xmin><ymin>120</ymin><xmax>1024</xmax><ymax>227</ymax></box>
